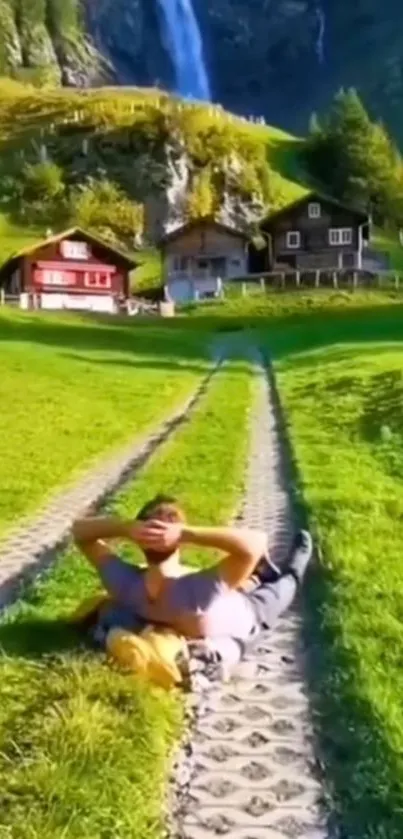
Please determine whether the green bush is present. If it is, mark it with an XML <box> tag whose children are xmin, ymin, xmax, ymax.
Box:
<box><xmin>70</xmin><ymin>178</ymin><xmax>144</xmax><ymax>246</ymax></box>
<box><xmin>21</xmin><ymin>161</ymin><xmax>65</xmax><ymax>202</ymax></box>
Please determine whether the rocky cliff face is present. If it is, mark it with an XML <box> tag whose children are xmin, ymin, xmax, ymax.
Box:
<box><xmin>0</xmin><ymin>0</ymin><xmax>100</xmax><ymax>87</ymax></box>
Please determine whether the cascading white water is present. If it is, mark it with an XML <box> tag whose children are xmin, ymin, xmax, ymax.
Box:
<box><xmin>315</xmin><ymin>3</ymin><xmax>326</xmax><ymax>65</ymax></box>
<box><xmin>156</xmin><ymin>0</ymin><xmax>211</xmax><ymax>101</ymax></box>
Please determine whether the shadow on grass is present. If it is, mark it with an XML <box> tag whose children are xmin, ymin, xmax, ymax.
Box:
<box><xmin>267</xmin><ymin>136</ymin><xmax>307</xmax><ymax>183</ymax></box>
<box><xmin>58</xmin><ymin>351</ymin><xmax>209</xmax><ymax>373</ymax></box>
<box><xmin>2</xmin><ymin>300</ymin><xmax>403</xmax><ymax>371</ymax></box>
<box><xmin>266</xmin><ymin>352</ymin><xmax>403</xmax><ymax>838</ymax></box>
<box><xmin>0</xmin><ymin>617</ymin><xmax>86</xmax><ymax>659</ymax></box>
<box><xmin>305</xmin><ymin>569</ymin><xmax>403</xmax><ymax>839</ymax></box>
<box><xmin>361</xmin><ymin>370</ymin><xmax>403</xmax><ymax>441</ymax></box>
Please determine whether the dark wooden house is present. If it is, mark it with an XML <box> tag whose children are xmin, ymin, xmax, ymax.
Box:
<box><xmin>0</xmin><ymin>227</ymin><xmax>137</xmax><ymax>313</ymax></box>
<box><xmin>251</xmin><ymin>193</ymin><xmax>370</xmax><ymax>274</ymax></box>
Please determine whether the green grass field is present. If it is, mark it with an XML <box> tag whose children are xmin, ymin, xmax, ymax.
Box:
<box><xmin>0</xmin><ymin>354</ymin><xmax>254</xmax><ymax>839</ymax></box>
<box><xmin>275</xmin><ymin>344</ymin><xmax>403</xmax><ymax>838</ymax></box>
<box><xmin>0</xmin><ymin>308</ymin><xmax>209</xmax><ymax>540</ymax></box>
<box><xmin>264</xmin><ymin>301</ymin><xmax>403</xmax><ymax>838</ymax></box>
<box><xmin>1</xmin><ymin>292</ymin><xmax>403</xmax><ymax>836</ymax></box>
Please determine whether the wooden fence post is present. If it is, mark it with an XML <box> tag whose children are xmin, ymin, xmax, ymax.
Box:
<box><xmin>332</xmin><ymin>271</ymin><xmax>338</xmax><ymax>289</ymax></box>
<box><xmin>0</xmin><ymin>287</ymin><xmax>5</xmax><ymax>306</ymax></box>
<box><xmin>353</xmin><ymin>271</ymin><xmax>358</xmax><ymax>289</ymax></box>
<box><xmin>241</xmin><ymin>282</ymin><xmax>247</xmax><ymax>297</ymax></box>
<box><xmin>260</xmin><ymin>277</ymin><xmax>265</xmax><ymax>292</ymax></box>
<box><xmin>315</xmin><ymin>270</ymin><xmax>320</xmax><ymax>288</ymax></box>
<box><xmin>295</xmin><ymin>271</ymin><xmax>300</xmax><ymax>288</ymax></box>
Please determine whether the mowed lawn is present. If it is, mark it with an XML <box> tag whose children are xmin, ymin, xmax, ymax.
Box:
<box><xmin>0</xmin><ymin>308</ymin><xmax>209</xmax><ymax>540</ymax></box>
<box><xmin>3</xmin><ymin>291</ymin><xmax>403</xmax><ymax>837</ymax></box>
<box><xmin>0</xmin><ymin>353</ymin><xmax>255</xmax><ymax>839</ymax></box>
<box><xmin>268</xmin><ymin>304</ymin><xmax>403</xmax><ymax>837</ymax></box>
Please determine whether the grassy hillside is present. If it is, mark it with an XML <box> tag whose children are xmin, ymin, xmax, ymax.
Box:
<box><xmin>0</xmin><ymin>81</ymin><xmax>306</xmax><ymax>288</ymax></box>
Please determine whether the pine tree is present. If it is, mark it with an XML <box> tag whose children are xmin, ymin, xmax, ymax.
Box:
<box><xmin>306</xmin><ymin>87</ymin><xmax>403</xmax><ymax>226</ymax></box>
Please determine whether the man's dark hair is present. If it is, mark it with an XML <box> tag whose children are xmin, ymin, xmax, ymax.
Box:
<box><xmin>136</xmin><ymin>494</ymin><xmax>185</xmax><ymax>523</ymax></box>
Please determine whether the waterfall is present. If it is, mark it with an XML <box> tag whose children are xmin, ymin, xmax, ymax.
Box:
<box><xmin>156</xmin><ymin>0</ymin><xmax>211</xmax><ymax>101</ymax></box>
<box><xmin>315</xmin><ymin>4</ymin><xmax>326</xmax><ymax>65</ymax></box>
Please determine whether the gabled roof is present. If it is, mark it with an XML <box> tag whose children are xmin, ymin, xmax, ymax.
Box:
<box><xmin>260</xmin><ymin>191</ymin><xmax>369</xmax><ymax>228</ymax></box>
<box><xmin>159</xmin><ymin>217</ymin><xmax>250</xmax><ymax>246</ymax></box>
<box><xmin>0</xmin><ymin>226</ymin><xmax>138</xmax><ymax>272</ymax></box>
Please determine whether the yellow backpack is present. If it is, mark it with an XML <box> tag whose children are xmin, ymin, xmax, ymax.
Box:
<box><xmin>69</xmin><ymin>594</ymin><xmax>188</xmax><ymax>689</ymax></box>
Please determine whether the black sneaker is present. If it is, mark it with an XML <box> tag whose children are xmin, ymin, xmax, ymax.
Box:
<box><xmin>283</xmin><ymin>530</ymin><xmax>313</xmax><ymax>585</ymax></box>
<box><xmin>254</xmin><ymin>554</ymin><xmax>282</xmax><ymax>585</ymax></box>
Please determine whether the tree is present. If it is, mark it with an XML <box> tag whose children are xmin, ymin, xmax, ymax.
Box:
<box><xmin>306</xmin><ymin>88</ymin><xmax>403</xmax><ymax>226</ymax></box>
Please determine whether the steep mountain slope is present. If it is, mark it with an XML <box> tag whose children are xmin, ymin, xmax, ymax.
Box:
<box><xmin>0</xmin><ymin>1</ymin><xmax>402</xmax><ymax>141</ymax></box>
<box><xmin>88</xmin><ymin>0</ymin><xmax>403</xmax><ymax>142</ymax></box>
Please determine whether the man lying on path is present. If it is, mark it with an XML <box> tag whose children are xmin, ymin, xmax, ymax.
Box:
<box><xmin>72</xmin><ymin>495</ymin><xmax>312</xmax><ymax>679</ymax></box>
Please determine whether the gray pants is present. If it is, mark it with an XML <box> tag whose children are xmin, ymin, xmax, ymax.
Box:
<box><xmin>247</xmin><ymin>573</ymin><xmax>298</xmax><ymax>631</ymax></box>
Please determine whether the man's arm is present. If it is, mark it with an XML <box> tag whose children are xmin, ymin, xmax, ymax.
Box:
<box><xmin>72</xmin><ymin>516</ymin><xmax>134</xmax><ymax>568</ymax></box>
<box><xmin>181</xmin><ymin>525</ymin><xmax>267</xmax><ymax>589</ymax></box>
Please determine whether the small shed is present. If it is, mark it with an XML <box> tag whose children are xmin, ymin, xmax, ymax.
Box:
<box><xmin>0</xmin><ymin>227</ymin><xmax>137</xmax><ymax>314</ymax></box>
<box><xmin>160</xmin><ymin>218</ymin><xmax>249</xmax><ymax>303</ymax></box>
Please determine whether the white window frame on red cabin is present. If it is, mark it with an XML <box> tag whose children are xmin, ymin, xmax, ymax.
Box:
<box><xmin>84</xmin><ymin>272</ymin><xmax>112</xmax><ymax>290</ymax></box>
<box><xmin>42</xmin><ymin>269</ymin><xmax>72</xmax><ymax>286</ymax></box>
<box><xmin>61</xmin><ymin>240</ymin><xmax>89</xmax><ymax>260</ymax></box>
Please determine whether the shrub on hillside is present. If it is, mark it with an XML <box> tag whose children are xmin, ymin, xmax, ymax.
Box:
<box><xmin>21</xmin><ymin>161</ymin><xmax>65</xmax><ymax>203</ymax></box>
<box><xmin>15</xmin><ymin>160</ymin><xmax>66</xmax><ymax>224</ymax></box>
<box><xmin>70</xmin><ymin>178</ymin><xmax>144</xmax><ymax>246</ymax></box>
<box><xmin>185</xmin><ymin>167</ymin><xmax>218</xmax><ymax>220</ymax></box>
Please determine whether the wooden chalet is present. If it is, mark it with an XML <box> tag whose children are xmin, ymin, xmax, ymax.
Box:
<box><xmin>0</xmin><ymin>227</ymin><xmax>137</xmax><ymax>314</ymax></box>
<box><xmin>250</xmin><ymin>193</ymin><xmax>370</xmax><ymax>274</ymax></box>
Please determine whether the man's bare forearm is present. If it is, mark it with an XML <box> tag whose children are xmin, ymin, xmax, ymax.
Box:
<box><xmin>72</xmin><ymin>516</ymin><xmax>132</xmax><ymax>545</ymax></box>
<box><xmin>181</xmin><ymin>525</ymin><xmax>266</xmax><ymax>560</ymax></box>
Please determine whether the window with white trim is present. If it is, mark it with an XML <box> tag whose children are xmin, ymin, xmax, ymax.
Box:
<box><xmin>329</xmin><ymin>228</ymin><xmax>353</xmax><ymax>246</ymax></box>
<box><xmin>42</xmin><ymin>270</ymin><xmax>73</xmax><ymax>286</ymax></box>
<box><xmin>308</xmin><ymin>202</ymin><xmax>321</xmax><ymax>218</ymax></box>
<box><xmin>84</xmin><ymin>272</ymin><xmax>111</xmax><ymax>290</ymax></box>
<box><xmin>286</xmin><ymin>231</ymin><xmax>301</xmax><ymax>249</ymax></box>
<box><xmin>60</xmin><ymin>240</ymin><xmax>89</xmax><ymax>260</ymax></box>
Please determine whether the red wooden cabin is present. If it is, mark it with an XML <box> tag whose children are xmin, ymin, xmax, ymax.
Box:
<box><xmin>0</xmin><ymin>227</ymin><xmax>137</xmax><ymax>314</ymax></box>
